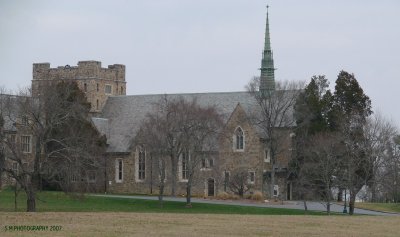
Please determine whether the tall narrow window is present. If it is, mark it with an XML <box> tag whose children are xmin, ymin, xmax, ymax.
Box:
<box><xmin>84</xmin><ymin>83</ymin><xmax>87</xmax><ymax>92</ymax></box>
<box><xmin>116</xmin><ymin>159</ymin><xmax>123</xmax><ymax>183</ymax></box>
<box><xmin>96</xmin><ymin>83</ymin><xmax>99</xmax><ymax>92</ymax></box>
<box><xmin>121</xmin><ymin>86</ymin><xmax>124</xmax><ymax>95</ymax></box>
<box><xmin>181</xmin><ymin>152</ymin><xmax>189</xmax><ymax>180</ymax></box>
<box><xmin>138</xmin><ymin>149</ymin><xmax>146</xmax><ymax>180</ymax></box>
<box><xmin>96</xmin><ymin>99</ymin><xmax>99</xmax><ymax>110</ymax></box>
<box><xmin>223</xmin><ymin>171</ymin><xmax>230</xmax><ymax>191</ymax></box>
<box><xmin>265</xmin><ymin>148</ymin><xmax>271</xmax><ymax>163</ymax></box>
<box><xmin>105</xmin><ymin>84</ymin><xmax>112</xmax><ymax>94</ymax></box>
<box><xmin>21</xmin><ymin>135</ymin><xmax>31</xmax><ymax>153</ymax></box>
<box><xmin>235</xmin><ymin>127</ymin><xmax>244</xmax><ymax>150</ymax></box>
<box><xmin>12</xmin><ymin>162</ymin><xmax>18</xmax><ymax>175</ymax></box>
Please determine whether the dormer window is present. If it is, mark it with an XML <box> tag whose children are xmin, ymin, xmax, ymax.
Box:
<box><xmin>234</xmin><ymin>127</ymin><xmax>244</xmax><ymax>151</ymax></box>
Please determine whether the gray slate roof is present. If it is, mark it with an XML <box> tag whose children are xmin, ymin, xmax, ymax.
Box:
<box><xmin>95</xmin><ymin>91</ymin><xmax>260</xmax><ymax>153</ymax></box>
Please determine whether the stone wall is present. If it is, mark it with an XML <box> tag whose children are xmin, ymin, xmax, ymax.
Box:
<box><xmin>32</xmin><ymin>61</ymin><xmax>126</xmax><ymax>113</ymax></box>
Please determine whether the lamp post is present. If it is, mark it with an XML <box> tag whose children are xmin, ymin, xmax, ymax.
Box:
<box><xmin>343</xmin><ymin>189</ymin><xmax>348</xmax><ymax>213</ymax></box>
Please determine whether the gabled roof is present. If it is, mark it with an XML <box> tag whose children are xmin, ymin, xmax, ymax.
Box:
<box><xmin>96</xmin><ymin>91</ymin><xmax>261</xmax><ymax>153</ymax></box>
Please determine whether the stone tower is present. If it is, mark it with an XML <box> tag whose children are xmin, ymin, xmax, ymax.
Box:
<box><xmin>259</xmin><ymin>6</ymin><xmax>275</xmax><ymax>95</ymax></box>
<box><xmin>32</xmin><ymin>60</ymin><xmax>126</xmax><ymax>113</ymax></box>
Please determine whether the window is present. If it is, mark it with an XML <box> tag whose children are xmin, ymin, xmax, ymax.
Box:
<box><xmin>138</xmin><ymin>149</ymin><xmax>146</xmax><ymax>180</ymax></box>
<box><xmin>209</xmin><ymin>159</ymin><xmax>214</xmax><ymax>168</ymax></box>
<box><xmin>265</xmin><ymin>148</ymin><xmax>271</xmax><ymax>163</ymax></box>
<box><xmin>181</xmin><ymin>152</ymin><xmax>189</xmax><ymax>180</ymax></box>
<box><xmin>105</xmin><ymin>84</ymin><xmax>112</xmax><ymax>94</ymax></box>
<box><xmin>223</xmin><ymin>171</ymin><xmax>230</xmax><ymax>191</ymax></box>
<box><xmin>9</xmin><ymin>134</ymin><xmax>16</xmax><ymax>146</ymax></box>
<box><xmin>116</xmin><ymin>159</ymin><xmax>123</xmax><ymax>183</ymax></box>
<box><xmin>12</xmin><ymin>162</ymin><xmax>18</xmax><ymax>175</ymax></box>
<box><xmin>71</xmin><ymin>173</ymin><xmax>78</xmax><ymax>183</ymax></box>
<box><xmin>21</xmin><ymin>115</ymin><xmax>29</xmax><ymax>126</ymax></box>
<box><xmin>201</xmin><ymin>158</ymin><xmax>206</xmax><ymax>169</ymax></box>
<box><xmin>84</xmin><ymin>83</ymin><xmax>87</xmax><ymax>92</ymax></box>
<box><xmin>235</xmin><ymin>127</ymin><xmax>244</xmax><ymax>150</ymax></box>
<box><xmin>96</xmin><ymin>99</ymin><xmax>99</xmax><ymax>110</ymax></box>
<box><xmin>248</xmin><ymin>171</ymin><xmax>255</xmax><ymax>184</ymax></box>
<box><xmin>96</xmin><ymin>83</ymin><xmax>99</xmax><ymax>92</ymax></box>
<box><xmin>21</xmin><ymin>135</ymin><xmax>31</xmax><ymax>153</ymax></box>
<box><xmin>121</xmin><ymin>86</ymin><xmax>124</xmax><ymax>95</ymax></box>
<box><xmin>87</xmin><ymin>171</ymin><xmax>96</xmax><ymax>183</ymax></box>
<box><xmin>273</xmin><ymin>185</ymin><xmax>279</xmax><ymax>196</ymax></box>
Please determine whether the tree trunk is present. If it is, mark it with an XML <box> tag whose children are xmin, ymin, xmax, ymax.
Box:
<box><xmin>349</xmin><ymin>191</ymin><xmax>356</xmax><ymax>215</ymax></box>
<box><xmin>26</xmin><ymin>188</ymin><xmax>36</xmax><ymax>212</ymax></box>
<box><xmin>270</xmin><ymin>164</ymin><xmax>275</xmax><ymax>199</ymax></box>
<box><xmin>158</xmin><ymin>181</ymin><xmax>164</xmax><ymax>208</ymax></box>
<box><xmin>186</xmin><ymin>182</ymin><xmax>192</xmax><ymax>207</ymax></box>
<box><xmin>303</xmin><ymin>200</ymin><xmax>308</xmax><ymax>213</ymax></box>
<box><xmin>170</xmin><ymin>155</ymin><xmax>177</xmax><ymax>197</ymax></box>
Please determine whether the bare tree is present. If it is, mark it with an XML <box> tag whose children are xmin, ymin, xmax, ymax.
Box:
<box><xmin>228</xmin><ymin>166</ymin><xmax>254</xmax><ymax>197</ymax></box>
<box><xmin>247</xmin><ymin>77</ymin><xmax>304</xmax><ymax>198</ymax></box>
<box><xmin>0</xmin><ymin>82</ymin><xmax>106</xmax><ymax>212</ymax></box>
<box><xmin>136</xmin><ymin>97</ymin><xmax>223</xmax><ymax>206</ymax></box>
<box><xmin>301</xmin><ymin>132</ymin><xmax>343</xmax><ymax>214</ymax></box>
<box><xmin>178</xmin><ymin>99</ymin><xmax>222</xmax><ymax>206</ymax></box>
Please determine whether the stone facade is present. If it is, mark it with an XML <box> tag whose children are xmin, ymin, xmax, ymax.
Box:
<box><xmin>32</xmin><ymin>61</ymin><xmax>126</xmax><ymax>114</ymax></box>
<box><xmin>103</xmin><ymin>103</ymin><xmax>293</xmax><ymax>199</ymax></box>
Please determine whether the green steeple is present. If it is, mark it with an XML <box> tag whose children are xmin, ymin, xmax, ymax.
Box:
<box><xmin>259</xmin><ymin>5</ymin><xmax>275</xmax><ymax>94</ymax></box>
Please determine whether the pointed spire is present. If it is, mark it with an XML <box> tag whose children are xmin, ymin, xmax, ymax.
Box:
<box><xmin>264</xmin><ymin>5</ymin><xmax>271</xmax><ymax>51</ymax></box>
<box><xmin>259</xmin><ymin>5</ymin><xmax>275</xmax><ymax>95</ymax></box>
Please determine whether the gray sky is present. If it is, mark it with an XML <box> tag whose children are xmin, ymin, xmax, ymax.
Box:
<box><xmin>1</xmin><ymin>0</ymin><xmax>399</xmax><ymax>125</ymax></box>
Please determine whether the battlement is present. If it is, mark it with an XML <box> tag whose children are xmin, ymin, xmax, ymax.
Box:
<box><xmin>32</xmin><ymin>60</ymin><xmax>125</xmax><ymax>81</ymax></box>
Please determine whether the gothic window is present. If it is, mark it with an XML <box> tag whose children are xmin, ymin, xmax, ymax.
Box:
<box><xmin>235</xmin><ymin>127</ymin><xmax>244</xmax><ymax>150</ymax></box>
<box><xmin>181</xmin><ymin>152</ymin><xmax>189</xmax><ymax>180</ymax></box>
<box><xmin>96</xmin><ymin>83</ymin><xmax>99</xmax><ymax>92</ymax></box>
<box><xmin>96</xmin><ymin>99</ymin><xmax>99</xmax><ymax>110</ymax></box>
<box><xmin>84</xmin><ymin>83</ymin><xmax>87</xmax><ymax>92</ymax></box>
<box><xmin>116</xmin><ymin>159</ymin><xmax>123</xmax><ymax>183</ymax></box>
<box><xmin>138</xmin><ymin>148</ymin><xmax>146</xmax><ymax>180</ymax></box>
<box><xmin>105</xmin><ymin>84</ymin><xmax>112</xmax><ymax>94</ymax></box>
<box><xmin>21</xmin><ymin>135</ymin><xmax>31</xmax><ymax>153</ymax></box>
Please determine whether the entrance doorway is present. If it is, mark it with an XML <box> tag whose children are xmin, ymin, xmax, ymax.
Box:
<box><xmin>207</xmin><ymin>178</ymin><xmax>215</xmax><ymax>196</ymax></box>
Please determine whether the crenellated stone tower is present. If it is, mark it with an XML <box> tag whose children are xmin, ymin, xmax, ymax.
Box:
<box><xmin>259</xmin><ymin>6</ymin><xmax>276</xmax><ymax>95</ymax></box>
<box><xmin>32</xmin><ymin>60</ymin><xmax>126</xmax><ymax>113</ymax></box>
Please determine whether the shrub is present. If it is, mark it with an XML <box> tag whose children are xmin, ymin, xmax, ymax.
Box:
<box><xmin>217</xmin><ymin>192</ymin><xmax>230</xmax><ymax>200</ymax></box>
<box><xmin>251</xmin><ymin>191</ymin><xmax>264</xmax><ymax>201</ymax></box>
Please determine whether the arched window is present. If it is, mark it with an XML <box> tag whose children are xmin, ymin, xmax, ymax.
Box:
<box><xmin>235</xmin><ymin>127</ymin><xmax>244</xmax><ymax>150</ymax></box>
<box><xmin>138</xmin><ymin>147</ymin><xmax>146</xmax><ymax>180</ymax></box>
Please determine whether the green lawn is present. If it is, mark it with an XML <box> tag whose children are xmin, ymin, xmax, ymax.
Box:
<box><xmin>354</xmin><ymin>202</ymin><xmax>400</xmax><ymax>213</ymax></box>
<box><xmin>0</xmin><ymin>188</ymin><xmax>329</xmax><ymax>215</ymax></box>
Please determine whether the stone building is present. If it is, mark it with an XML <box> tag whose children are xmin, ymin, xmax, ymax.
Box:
<box><xmin>32</xmin><ymin>60</ymin><xmax>126</xmax><ymax>114</ymax></box>
<box><xmin>2</xmin><ymin>8</ymin><xmax>295</xmax><ymax>199</ymax></box>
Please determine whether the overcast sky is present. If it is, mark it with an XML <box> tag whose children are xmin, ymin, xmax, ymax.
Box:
<box><xmin>1</xmin><ymin>0</ymin><xmax>399</xmax><ymax>125</ymax></box>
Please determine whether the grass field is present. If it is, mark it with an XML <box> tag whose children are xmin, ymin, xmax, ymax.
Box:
<box><xmin>0</xmin><ymin>189</ymin><xmax>326</xmax><ymax>215</ymax></box>
<box><xmin>352</xmin><ymin>202</ymin><xmax>400</xmax><ymax>213</ymax></box>
<box><xmin>1</xmin><ymin>212</ymin><xmax>400</xmax><ymax>237</ymax></box>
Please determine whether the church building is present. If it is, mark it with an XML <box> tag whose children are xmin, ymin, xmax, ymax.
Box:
<box><xmin>4</xmin><ymin>8</ymin><xmax>295</xmax><ymax>199</ymax></box>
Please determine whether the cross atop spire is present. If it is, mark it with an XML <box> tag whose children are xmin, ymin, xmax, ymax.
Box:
<box><xmin>259</xmin><ymin>5</ymin><xmax>275</xmax><ymax>95</ymax></box>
